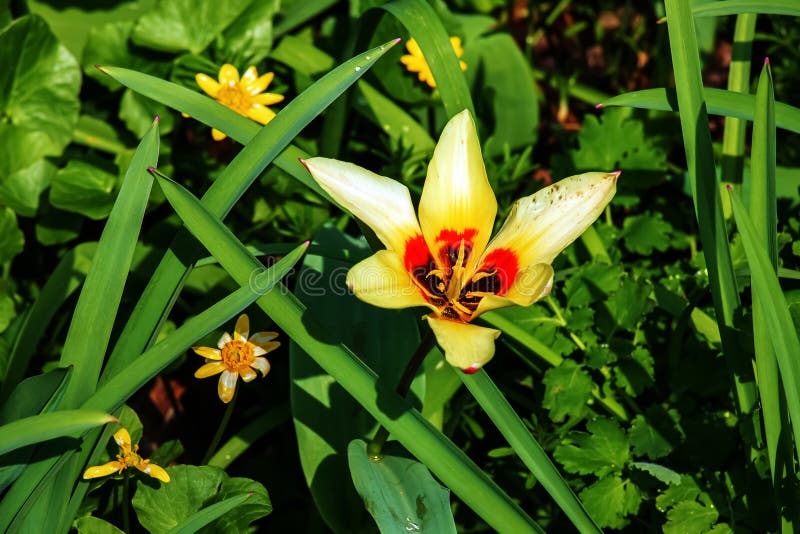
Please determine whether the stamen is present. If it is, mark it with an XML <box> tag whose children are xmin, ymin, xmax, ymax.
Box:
<box><xmin>445</xmin><ymin>240</ymin><xmax>468</xmax><ymax>301</ymax></box>
<box><xmin>465</xmin><ymin>291</ymin><xmax>496</xmax><ymax>299</ymax></box>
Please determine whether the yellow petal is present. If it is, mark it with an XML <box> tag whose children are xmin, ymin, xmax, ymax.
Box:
<box><xmin>195</xmin><ymin>361</ymin><xmax>225</xmax><ymax>379</ymax></box>
<box><xmin>418</xmin><ymin>110</ymin><xmax>497</xmax><ymax>273</ymax></box>
<box><xmin>192</xmin><ymin>346</ymin><xmax>221</xmax><ymax>360</ymax></box>
<box><xmin>251</xmin><ymin>341</ymin><xmax>280</xmax><ymax>356</ymax></box>
<box><xmin>301</xmin><ymin>157</ymin><xmax>422</xmax><ymax>253</ymax></box>
<box><xmin>195</xmin><ymin>73</ymin><xmax>220</xmax><ymax>97</ymax></box>
<box><xmin>246</xmin><ymin>72</ymin><xmax>274</xmax><ymax>95</ymax></box>
<box><xmin>459</xmin><ymin>60</ymin><xmax>467</xmax><ymax>72</ymax></box>
<box><xmin>473</xmin><ymin>263</ymin><xmax>554</xmax><ymax>316</ymax></box>
<box><xmin>449</xmin><ymin>36</ymin><xmax>464</xmax><ymax>58</ymax></box>
<box><xmin>252</xmin><ymin>92</ymin><xmax>284</xmax><ymax>105</ymax></box>
<box><xmin>113</xmin><ymin>428</ymin><xmax>132</xmax><ymax>450</ymax></box>
<box><xmin>218</xmin><ymin>64</ymin><xmax>239</xmax><ymax>86</ymax></box>
<box><xmin>234</xmin><ymin>314</ymin><xmax>249</xmax><ymax>341</ymax></box>
<box><xmin>240</xmin><ymin>367</ymin><xmax>257</xmax><ymax>382</ymax></box>
<box><xmin>83</xmin><ymin>461</ymin><xmax>123</xmax><ymax>479</ymax></box>
<box><xmin>247</xmin><ymin>105</ymin><xmax>276</xmax><ymax>125</ymax></box>
<box><xmin>346</xmin><ymin>250</ymin><xmax>434</xmax><ymax>310</ymax></box>
<box><xmin>211</xmin><ymin>128</ymin><xmax>227</xmax><ymax>141</ymax></box>
<box><xmin>241</xmin><ymin>66</ymin><xmax>259</xmax><ymax>85</ymax></box>
<box><xmin>251</xmin><ymin>357</ymin><xmax>271</xmax><ymax>376</ymax></box>
<box><xmin>405</xmin><ymin>38</ymin><xmax>423</xmax><ymax>57</ymax></box>
<box><xmin>217</xmin><ymin>332</ymin><xmax>232</xmax><ymax>349</ymax></box>
<box><xmin>249</xmin><ymin>331</ymin><xmax>278</xmax><ymax>347</ymax></box>
<box><xmin>218</xmin><ymin>370</ymin><xmax>238</xmax><ymax>403</ymax></box>
<box><xmin>424</xmin><ymin>315</ymin><xmax>500</xmax><ymax>371</ymax></box>
<box><xmin>136</xmin><ymin>460</ymin><xmax>170</xmax><ymax>483</ymax></box>
<box><xmin>483</xmin><ymin>171</ymin><xmax>618</xmax><ymax>268</ymax></box>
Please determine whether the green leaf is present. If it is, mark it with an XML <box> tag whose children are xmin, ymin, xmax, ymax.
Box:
<box><xmin>613</xmin><ymin>346</ymin><xmax>654</xmax><ymax>395</ymax></box>
<box><xmin>554</xmin><ymin>418</ymin><xmax>631</xmax><ymax>476</ymax></box>
<box><xmin>216</xmin><ymin>0</ymin><xmax>278</xmax><ymax>66</ymax></box>
<box><xmin>631</xmin><ymin>462</ymin><xmax>682</xmax><ymax>485</ymax></box>
<box><xmin>628</xmin><ymin>414</ymin><xmax>674</xmax><ymax>460</ymax></box>
<box><xmin>562</xmin><ymin>262</ymin><xmax>623</xmax><ymax>308</ymax></box>
<box><xmin>579</xmin><ymin>476</ymin><xmax>641</xmax><ymax>529</ymax></box>
<box><xmin>0</xmin><ymin>159</ymin><xmax>54</xmax><ymax>217</ymax></box>
<box><xmin>207</xmin><ymin>403</ymin><xmax>289</xmax><ymax>469</ymax></box>
<box><xmin>0</xmin><ymin>367</ymin><xmax>71</xmax><ymax>425</ymax></box>
<box><xmin>290</xmin><ymin>227</ymin><xmax>424</xmax><ymax>533</ymax></box>
<box><xmin>0</xmin><ymin>410</ymin><xmax>115</xmax><ymax>455</ymax></box>
<box><xmin>56</xmin><ymin>119</ymin><xmax>158</xmax><ymax>411</ymax></box>
<box><xmin>622</xmin><ymin>213</ymin><xmax>673</xmax><ymax>254</ymax></box>
<box><xmin>655</xmin><ymin>475</ymin><xmax>702</xmax><ymax>512</ymax></box>
<box><xmin>131</xmin><ymin>465</ymin><xmax>270</xmax><ymax>533</ymax></box>
<box><xmin>664</xmin><ymin>501</ymin><xmax>719</xmax><ymax>534</ymax></box>
<box><xmin>49</xmin><ymin>161</ymin><xmax>117</xmax><ymax>220</ymax></box>
<box><xmin>542</xmin><ymin>360</ymin><xmax>594</xmax><ymax>423</ymax></box>
<box><xmin>605</xmin><ymin>279</ymin><xmax>653</xmax><ymax>332</ymax></box>
<box><xmin>601</xmin><ymin>87</ymin><xmax>800</xmax><ymax>136</ymax></box>
<box><xmin>348</xmin><ymin>440</ymin><xmax>456</xmax><ymax>534</ymax></box>
<box><xmin>120</xmin><ymin>90</ymin><xmax>175</xmax><ymax>137</ymax></box>
<box><xmin>73</xmin><ymin>515</ymin><xmax>125</xmax><ymax>534</ymax></box>
<box><xmin>0</xmin><ymin>208</ymin><xmax>24</xmax><ymax>263</ymax></box>
<box><xmin>692</xmin><ymin>0</ymin><xmax>800</xmax><ymax>17</ymax></box>
<box><xmin>132</xmin><ymin>0</ymin><xmax>251</xmax><ymax>54</ymax></box>
<box><xmin>0</xmin><ymin>15</ymin><xmax>80</xmax><ymax>179</ymax></box>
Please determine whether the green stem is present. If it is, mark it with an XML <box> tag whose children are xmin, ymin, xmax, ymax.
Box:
<box><xmin>122</xmin><ymin>470</ymin><xmax>130</xmax><ymax>533</ymax></box>
<box><xmin>202</xmin><ymin>389</ymin><xmax>238</xmax><ymax>465</ymax></box>
<box><xmin>367</xmin><ymin>331</ymin><xmax>437</xmax><ymax>459</ymax></box>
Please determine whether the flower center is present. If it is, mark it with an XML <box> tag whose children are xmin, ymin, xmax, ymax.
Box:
<box><xmin>221</xmin><ymin>339</ymin><xmax>255</xmax><ymax>371</ymax></box>
<box><xmin>404</xmin><ymin>232</ymin><xmax>519</xmax><ymax>322</ymax></box>
<box><xmin>216</xmin><ymin>84</ymin><xmax>253</xmax><ymax>115</ymax></box>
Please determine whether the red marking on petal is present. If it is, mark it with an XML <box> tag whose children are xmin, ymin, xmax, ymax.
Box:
<box><xmin>479</xmin><ymin>248</ymin><xmax>520</xmax><ymax>295</ymax></box>
<box><xmin>403</xmin><ymin>234</ymin><xmax>431</xmax><ymax>271</ymax></box>
<box><xmin>436</xmin><ymin>228</ymin><xmax>477</xmax><ymax>243</ymax></box>
<box><xmin>461</xmin><ymin>365</ymin><xmax>480</xmax><ymax>374</ymax></box>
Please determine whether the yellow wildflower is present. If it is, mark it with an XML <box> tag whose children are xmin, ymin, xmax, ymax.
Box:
<box><xmin>400</xmin><ymin>37</ymin><xmax>467</xmax><ymax>88</ymax></box>
<box><xmin>83</xmin><ymin>428</ymin><xmax>170</xmax><ymax>483</ymax></box>
<box><xmin>192</xmin><ymin>314</ymin><xmax>280</xmax><ymax>403</ymax></box>
<box><xmin>195</xmin><ymin>64</ymin><xmax>284</xmax><ymax>141</ymax></box>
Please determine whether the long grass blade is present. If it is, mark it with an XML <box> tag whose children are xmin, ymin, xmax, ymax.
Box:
<box><xmin>154</xmin><ymin>175</ymin><xmax>541</xmax><ymax>533</ymax></box>
<box><xmin>693</xmin><ymin>0</ymin><xmax>800</xmax><ymax>17</ymax></box>
<box><xmin>0</xmin><ymin>411</ymin><xmax>115</xmax><ymax>456</ymax></box>
<box><xmin>600</xmin><ymin>88</ymin><xmax>800</xmax><ymax>134</ymax></box>
<box><xmin>165</xmin><ymin>494</ymin><xmax>251</xmax><ymax>534</ymax></box>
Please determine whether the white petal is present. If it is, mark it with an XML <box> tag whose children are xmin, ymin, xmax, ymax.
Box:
<box><xmin>483</xmin><ymin>171</ymin><xmax>618</xmax><ymax>268</ymax></box>
<box><xmin>218</xmin><ymin>371</ymin><xmax>238</xmax><ymax>403</ymax></box>
<box><xmin>217</xmin><ymin>332</ymin><xmax>232</xmax><ymax>349</ymax></box>
<box><xmin>418</xmin><ymin>110</ymin><xmax>497</xmax><ymax>271</ymax></box>
<box><xmin>346</xmin><ymin>251</ymin><xmax>434</xmax><ymax>310</ymax></box>
<box><xmin>251</xmin><ymin>357</ymin><xmax>271</xmax><ymax>376</ymax></box>
<box><xmin>424</xmin><ymin>315</ymin><xmax>501</xmax><ymax>371</ymax></box>
<box><xmin>301</xmin><ymin>157</ymin><xmax>422</xmax><ymax>253</ymax></box>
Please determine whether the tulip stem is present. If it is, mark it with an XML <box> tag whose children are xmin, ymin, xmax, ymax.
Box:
<box><xmin>202</xmin><ymin>389</ymin><xmax>238</xmax><ymax>465</ymax></box>
<box><xmin>367</xmin><ymin>331</ymin><xmax>437</xmax><ymax>460</ymax></box>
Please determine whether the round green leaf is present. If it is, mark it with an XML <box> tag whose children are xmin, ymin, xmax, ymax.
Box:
<box><xmin>49</xmin><ymin>161</ymin><xmax>117</xmax><ymax>220</ymax></box>
<box><xmin>0</xmin><ymin>208</ymin><xmax>24</xmax><ymax>263</ymax></box>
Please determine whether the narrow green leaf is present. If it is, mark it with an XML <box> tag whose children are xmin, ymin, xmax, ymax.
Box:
<box><xmin>729</xmin><ymin>190</ymin><xmax>800</xmax><ymax>454</ymax></box>
<box><xmin>82</xmin><ymin>244</ymin><xmax>306</xmax><ymax>414</ymax></box>
<box><xmin>154</xmin><ymin>176</ymin><xmax>541</xmax><ymax>533</ymax></box>
<box><xmin>58</xmin><ymin>119</ymin><xmax>158</xmax><ymax>407</ymax></box>
<box><xmin>0</xmin><ymin>410</ymin><xmax>115</xmax><ymax>456</ymax></box>
<box><xmin>663</xmin><ymin>0</ymin><xmax>755</xmax><ymax>417</ymax></box>
<box><xmin>166</xmin><ymin>494</ymin><xmax>250</xmax><ymax>534</ymax></box>
<box><xmin>207</xmin><ymin>402</ymin><xmax>289</xmax><ymax>469</ymax></box>
<box><xmin>693</xmin><ymin>0</ymin><xmax>800</xmax><ymax>17</ymax></box>
<box><xmin>461</xmin><ymin>371</ymin><xmax>602</xmax><ymax>533</ymax></box>
<box><xmin>600</xmin><ymin>88</ymin><xmax>800</xmax><ymax>134</ymax></box>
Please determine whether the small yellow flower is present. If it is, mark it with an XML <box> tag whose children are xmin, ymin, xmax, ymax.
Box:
<box><xmin>195</xmin><ymin>64</ymin><xmax>284</xmax><ymax>141</ymax></box>
<box><xmin>83</xmin><ymin>428</ymin><xmax>170</xmax><ymax>483</ymax></box>
<box><xmin>400</xmin><ymin>37</ymin><xmax>467</xmax><ymax>88</ymax></box>
<box><xmin>192</xmin><ymin>314</ymin><xmax>280</xmax><ymax>403</ymax></box>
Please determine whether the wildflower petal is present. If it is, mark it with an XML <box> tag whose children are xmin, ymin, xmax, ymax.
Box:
<box><xmin>247</xmin><ymin>105</ymin><xmax>276</xmax><ymax>125</ymax></box>
<box><xmin>195</xmin><ymin>361</ymin><xmax>225</xmax><ymax>379</ymax></box>
<box><xmin>113</xmin><ymin>428</ymin><xmax>132</xmax><ymax>450</ymax></box>
<box><xmin>302</xmin><ymin>157</ymin><xmax>422</xmax><ymax>253</ymax></box>
<box><xmin>219</xmin><ymin>64</ymin><xmax>239</xmax><ymax>85</ymax></box>
<box><xmin>217</xmin><ymin>332</ymin><xmax>232</xmax><ymax>349</ymax></box>
<box><xmin>418</xmin><ymin>110</ymin><xmax>497</xmax><ymax>271</ymax></box>
<box><xmin>424</xmin><ymin>315</ymin><xmax>500</xmax><ymax>371</ymax></box>
<box><xmin>234</xmin><ymin>314</ymin><xmax>249</xmax><ymax>342</ymax></box>
<box><xmin>249</xmin><ymin>331</ymin><xmax>279</xmax><ymax>346</ymax></box>
<box><xmin>251</xmin><ymin>357</ymin><xmax>271</xmax><ymax>376</ymax></box>
<box><xmin>240</xmin><ymin>367</ymin><xmax>257</xmax><ymax>382</ymax></box>
<box><xmin>246</xmin><ymin>72</ymin><xmax>275</xmax><ymax>95</ymax></box>
<box><xmin>483</xmin><ymin>172</ymin><xmax>618</xmax><ymax>268</ymax></box>
<box><xmin>474</xmin><ymin>263</ymin><xmax>554</xmax><ymax>316</ymax></box>
<box><xmin>218</xmin><ymin>370</ymin><xmax>238</xmax><ymax>403</ymax></box>
<box><xmin>212</xmin><ymin>128</ymin><xmax>227</xmax><ymax>141</ymax></box>
<box><xmin>195</xmin><ymin>73</ymin><xmax>220</xmax><ymax>97</ymax></box>
<box><xmin>252</xmin><ymin>92</ymin><xmax>284</xmax><ymax>105</ymax></box>
<box><xmin>346</xmin><ymin>250</ymin><xmax>434</xmax><ymax>310</ymax></box>
<box><xmin>192</xmin><ymin>346</ymin><xmax>221</xmax><ymax>360</ymax></box>
<box><xmin>449</xmin><ymin>36</ymin><xmax>464</xmax><ymax>57</ymax></box>
<box><xmin>83</xmin><ymin>461</ymin><xmax>123</xmax><ymax>479</ymax></box>
<box><xmin>406</xmin><ymin>37</ymin><xmax>423</xmax><ymax>57</ymax></box>
<box><xmin>251</xmin><ymin>341</ymin><xmax>280</xmax><ymax>356</ymax></box>
<box><xmin>241</xmin><ymin>66</ymin><xmax>258</xmax><ymax>85</ymax></box>
<box><xmin>136</xmin><ymin>460</ymin><xmax>170</xmax><ymax>483</ymax></box>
